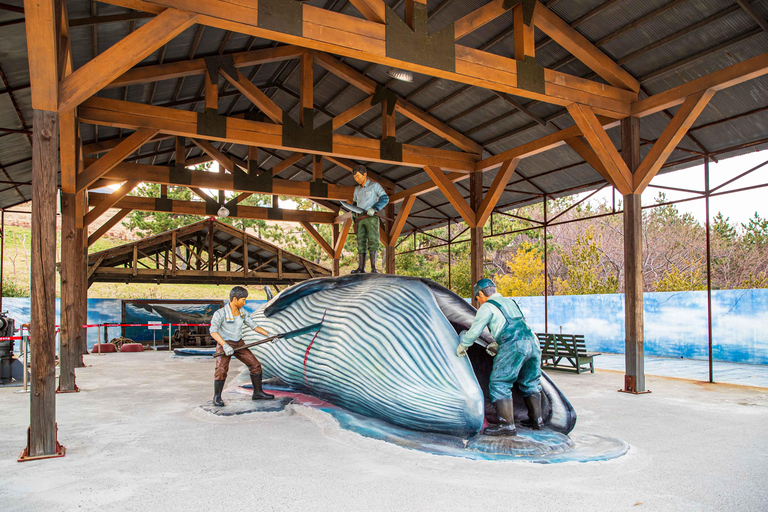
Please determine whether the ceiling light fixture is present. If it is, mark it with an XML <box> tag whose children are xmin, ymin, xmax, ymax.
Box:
<box><xmin>387</xmin><ymin>67</ymin><xmax>413</xmax><ymax>82</ymax></box>
<box><xmin>217</xmin><ymin>205</ymin><xmax>230</xmax><ymax>218</ymax></box>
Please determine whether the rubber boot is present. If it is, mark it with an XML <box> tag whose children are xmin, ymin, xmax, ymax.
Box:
<box><xmin>250</xmin><ymin>373</ymin><xmax>274</xmax><ymax>400</ymax></box>
<box><xmin>213</xmin><ymin>380</ymin><xmax>225</xmax><ymax>407</ymax></box>
<box><xmin>522</xmin><ymin>392</ymin><xmax>544</xmax><ymax>430</ymax></box>
<box><xmin>482</xmin><ymin>398</ymin><xmax>517</xmax><ymax>436</ymax></box>
<box><xmin>350</xmin><ymin>253</ymin><xmax>366</xmax><ymax>274</ymax></box>
<box><xmin>369</xmin><ymin>251</ymin><xmax>379</xmax><ymax>273</ymax></box>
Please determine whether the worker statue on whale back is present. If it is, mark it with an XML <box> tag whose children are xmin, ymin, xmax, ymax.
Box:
<box><xmin>340</xmin><ymin>165</ymin><xmax>389</xmax><ymax>274</ymax></box>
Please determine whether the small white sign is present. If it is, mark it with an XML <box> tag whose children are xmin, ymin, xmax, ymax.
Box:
<box><xmin>148</xmin><ymin>321</ymin><xmax>163</xmax><ymax>330</ymax></box>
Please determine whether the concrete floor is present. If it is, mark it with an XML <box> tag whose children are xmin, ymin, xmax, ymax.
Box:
<box><xmin>1</xmin><ymin>352</ymin><xmax>767</xmax><ymax>511</ymax></box>
<box><xmin>595</xmin><ymin>353</ymin><xmax>768</xmax><ymax>388</ymax></box>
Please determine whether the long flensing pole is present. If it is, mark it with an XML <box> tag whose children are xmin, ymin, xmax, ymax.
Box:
<box><xmin>705</xmin><ymin>157</ymin><xmax>714</xmax><ymax>383</ymax></box>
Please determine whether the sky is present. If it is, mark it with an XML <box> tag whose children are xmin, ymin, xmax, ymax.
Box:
<box><xmin>582</xmin><ymin>149</ymin><xmax>768</xmax><ymax>228</ymax></box>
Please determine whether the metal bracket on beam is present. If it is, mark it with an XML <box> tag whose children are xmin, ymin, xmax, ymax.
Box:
<box><xmin>380</xmin><ymin>136</ymin><xmax>403</xmax><ymax>162</ymax></box>
<box><xmin>169</xmin><ymin>164</ymin><xmax>192</xmax><ymax>185</ymax></box>
<box><xmin>309</xmin><ymin>179</ymin><xmax>329</xmax><ymax>198</ymax></box>
<box><xmin>197</xmin><ymin>108</ymin><xmax>227</xmax><ymax>138</ymax></box>
<box><xmin>517</xmin><ymin>56</ymin><xmax>545</xmax><ymax>94</ymax></box>
<box><xmin>155</xmin><ymin>197</ymin><xmax>173</xmax><ymax>212</ymax></box>
<box><xmin>235</xmin><ymin>167</ymin><xmax>273</xmax><ymax>193</ymax></box>
<box><xmin>258</xmin><ymin>0</ymin><xmax>303</xmax><ymax>36</ymax></box>
<box><xmin>385</xmin><ymin>3</ymin><xmax>455</xmax><ymax>73</ymax></box>
<box><xmin>371</xmin><ymin>85</ymin><xmax>398</xmax><ymax>116</ymax></box>
<box><xmin>204</xmin><ymin>54</ymin><xmax>238</xmax><ymax>84</ymax></box>
<box><xmin>282</xmin><ymin>109</ymin><xmax>333</xmax><ymax>152</ymax></box>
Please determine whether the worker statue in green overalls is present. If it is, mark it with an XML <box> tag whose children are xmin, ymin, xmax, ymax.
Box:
<box><xmin>456</xmin><ymin>279</ymin><xmax>543</xmax><ymax>436</ymax></box>
<box><xmin>350</xmin><ymin>165</ymin><xmax>389</xmax><ymax>274</ymax></box>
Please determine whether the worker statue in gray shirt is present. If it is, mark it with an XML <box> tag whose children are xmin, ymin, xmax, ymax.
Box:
<box><xmin>349</xmin><ymin>165</ymin><xmax>389</xmax><ymax>274</ymax></box>
<box><xmin>209</xmin><ymin>286</ymin><xmax>273</xmax><ymax>406</ymax></box>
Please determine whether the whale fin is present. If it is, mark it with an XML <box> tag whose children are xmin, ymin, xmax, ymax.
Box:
<box><xmin>263</xmin><ymin>286</ymin><xmax>274</xmax><ymax>301</ymax></box>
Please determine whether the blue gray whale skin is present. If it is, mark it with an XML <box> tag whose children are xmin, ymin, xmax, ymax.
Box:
<box><xmin>244</xmin><ymin>274</ymin><xmax>576</xmax><ymax>437</ymax></box>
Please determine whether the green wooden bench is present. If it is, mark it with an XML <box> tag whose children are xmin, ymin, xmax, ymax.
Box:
<box><xmin>537</xmin><ymin>333</ymin><xmax>600</xmax><ymax>374</ymax></box>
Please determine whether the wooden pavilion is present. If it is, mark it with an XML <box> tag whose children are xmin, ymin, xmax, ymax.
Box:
<box><xmin>3</xmin><ymin>0</ymin><xmax>768</xmax><ymax>458</ymax></box>
<box><xmin>86</xmin><ymin>217</ymin><xmax>331</xmax><ymax>286</ymax></box>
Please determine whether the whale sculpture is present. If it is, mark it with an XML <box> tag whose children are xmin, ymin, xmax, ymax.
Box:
<box><xmin>244</xmin><ymin>274</ymin><xmax>576</xmax><ymax>438</ymax></box>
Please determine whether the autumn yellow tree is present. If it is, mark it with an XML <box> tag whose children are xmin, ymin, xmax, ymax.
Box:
<box><xmin>496</xmin><ymin>242</ymin><xmax>544</xmax><ymax>297</ymax></box>
<box><xmin>653</xmin><ymin>253</ymin><xmax>706</xmax><ymax>292</ymax></box>
<box><xmin>557</xmin><ymin>226</ymin><xmax>619</xmax><ymax>295</ymax></box>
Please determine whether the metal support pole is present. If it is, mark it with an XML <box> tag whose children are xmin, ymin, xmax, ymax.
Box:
<box><xmin>22</xmin><ymin>332</ymin><xmax>28</xmax><ymax>392</ymax></box>
<box><xmin>543</xmin><ymin>196</ymin><xmax>548</xmax><ymax>333</ymax></box>
<box><xmin>447</xmin><ymin>220</ymin><xmax>452</xmax><ymax>290</ymax></box>
<box><xmin>168</xmin><ymin>323</ymin><xmax>172</xmax><ymax>352</ymax></box>
<box><xmin>705</xmin><ymin>157</ymin><xmax>714</xmax><ymax>383</ymax></box>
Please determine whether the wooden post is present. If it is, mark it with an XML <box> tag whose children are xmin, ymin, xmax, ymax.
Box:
<box><xmin>332</xmin><ymin>223</ymin><xmax>340</xmax><ymax>277</ymax></box>
<box><xmin>621</xmin><ymin>116</ymin><xmax>647</xmax><ymax>394</ymax></box>
<box><xmin>469</xmin><ymin>171</ymin><xmax>483</xmax><ymax>307</ymax></box>
<box><xmin>28</xmin><ymin>109</ymin><xmax>60</xmax><ymax>457</ymax></box>
<box><xmin>58</xmin><ymin>192</ymin><xmax>79</xmax><ymax>392</ymax></box>
<box><xmin>77</xmin><ymin>197</ymin><xmax>87</xmax><ymax>363</ymax></box>
<box><xmin>384</xmin><ymin>203</ymin><xmax>395</xmax><ymax>274</ymax></box>
<box><xmin>312</xmin><ymin>155</ymin><xmax>322</xmax><ymax>181</ymax></box>
<box><xmin>300</xmin><ymin>53</ymin><xmax>313</xmax><ymax>127</ymax></box>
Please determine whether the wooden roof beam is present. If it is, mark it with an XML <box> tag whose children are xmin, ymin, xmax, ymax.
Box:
<box><xmin>300</xmin><ymin>221</ymin><xmax>334</xmax><ymax>258</ymax></box>
<box><xmin>77</xmin><ymin>128</ymin><xmax>159</xmax><ymax>192</ymax></box>
<box><xmin>454</xmin><ymin>0</ymin><xmax>514</xmax><ymax>41</ymax></box>
<box><xmin>475</xmin><ymin>158</ymin><xmax>519</xmax><ymax>227</ymax></box>
<box><xmin>191</xmin><ymin>138</ymin><xmax>237</xmax><ymax>173</ymax></box>
<box><xmin>389</xmin><ymin>195</ymin><xmax>415</xmax><ymax>243</ymax></box>
<box><xmin>567</xmin><ymin>103</ymin><xmax>633</xmax><ymax>196</ymax></box>
<box><xmin>334</xmin><ymin>218</ymin><xmax>352</xmax><ymax>259</ymax></box>
<box><xmin>631</xmin><ymin>52</ymin><xmax>768</xmax><ymax>118</ymax></box>
<box><xmin>219</xmin><ymin>66</ymin><xmax>284</xmax><ymax>124</ymax></box>
<box><xmin>88</xmin><ymin>192</ymin><xmax>340</xmax><ymax>224</ymax></box>
<box><xmin>87</xmin><ymin>208</ymin><xmax>132</xmax><ymax>247</ymax></box>
<box><xmin>533</xmin><ymin>3</ymin><xmax>640</xmax><ymax>93</ymax></box>
<box><xmin>311</xmin><ymin>51</ymin><xmax>484</xmax><ymax>153</ymax></box>
<box><xmin>78</xmin><ymin>97</ymin><xmax>479</xmax><ymax>172</ymax></box>
<box><xmin>422</xmin><ymin>166</ymin><xmax>475</xmax><ymax>227</ymax></box>
<box><xmin>92</xmin><ymin>159</ymin><xmax>355</xmax><ymax>201</ymax></box>
<box><xmin>58</xmin><ymin>9</ymin><xmax>197</xmax><ymax>113</ymax></box>
<box><xmin>109</xmin><ymin>44</ymin><xmax>304</xmax><ymax>89</ymax></box>
<box><xmin>349</xmin><ymin>0</ymin><xmax>386</xmax><ymax>24</ymax></box>
<box><xmin>84</xmin><ymin>180</ymin><xmax>141</xmax><ymax>227</ymax></box>
<box><xmin>24</xmin><ymin>0</ymin><xmax>58</xmax><ymax>111</ymax></box>
<box><xmin>633</xmin><ymin>89</ymin><xmax>715</xmax><ymax>193</ymax></box>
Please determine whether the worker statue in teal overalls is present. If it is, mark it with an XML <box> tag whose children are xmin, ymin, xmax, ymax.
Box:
<box><xmin>349</xmin><ymin>165</ymin><xmax>389</xmax><ymax>274</ymax></box>
<box><xmin>456</xmin><ymin>279</ymin><xmax>543</xmax><ymax>436</ymax></box>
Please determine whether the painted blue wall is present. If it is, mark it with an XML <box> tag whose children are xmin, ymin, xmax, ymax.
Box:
<box><xmin>2</xmin><ymin>298</ymin><xmax>265</xmax><ymax>350</ymax></box>
<box><xmin>515</xmin><ymin>289</ymin><xmax>768</xmax><ymax>365</ymax></box>
<box><xmin>2</xmin><ymin>289</ymin><xmax>767</xmax><ymax>364</ymax></box>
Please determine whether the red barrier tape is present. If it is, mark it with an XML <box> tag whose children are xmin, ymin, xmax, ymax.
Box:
<box><xmin>0</xmin><ymin>336</ymin><xmax>23</xmax><ymax>341</ymax></box>
<box><xmin>92</xmin><ymin>323</ymin><xmax>211</xmax><ymax>328</ymax></box>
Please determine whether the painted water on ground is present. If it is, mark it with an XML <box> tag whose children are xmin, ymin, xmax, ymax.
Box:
<box><xmin>211</xmin><ymin>374</ymin><xmax>629</xmax><ymax>464</ymax></box>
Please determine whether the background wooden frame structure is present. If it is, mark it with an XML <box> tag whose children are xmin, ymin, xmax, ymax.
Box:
<box><xmin>13</xmin><ymin>0</ymin><xmax>768</xmax><ymax>457</ymax></box>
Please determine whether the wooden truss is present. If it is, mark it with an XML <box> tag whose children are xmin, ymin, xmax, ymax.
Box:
<box><xmin>25</xmin><ymin>0</ymin><xmax>768</xmax><ymax>246</ymax></box>
<box><xmin>86</xmin><ymin>218</ymin><xmax>331</xmax><ymax>286</ymax></box>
